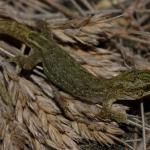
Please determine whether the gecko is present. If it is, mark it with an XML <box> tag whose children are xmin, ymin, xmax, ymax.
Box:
<box><xmin>0</xmin><ymin>19</ymin><xmax>150</xmax><ymax>123</ymax></box>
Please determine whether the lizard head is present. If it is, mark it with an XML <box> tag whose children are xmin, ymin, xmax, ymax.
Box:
<box><xmin>110</xmin><ymin>70</ymin><xmax>150</xmax><ymax>100</ymax></box>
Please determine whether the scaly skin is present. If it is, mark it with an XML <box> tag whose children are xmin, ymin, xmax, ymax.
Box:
<box><xmin>0</xmin><ymin>19</ymin><xmax>150</xmax><ymax>122</ymax></box>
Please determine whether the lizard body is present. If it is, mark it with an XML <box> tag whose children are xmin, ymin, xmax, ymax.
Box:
<box><xmin>0</xmin><ymin>19</ymin><xmax>107</xmax><ymax>103</ymax></box>
<box><xmin>0</xmin><ymin>19</ymin><xmax>150</xmax><ymax>122</ymax></box>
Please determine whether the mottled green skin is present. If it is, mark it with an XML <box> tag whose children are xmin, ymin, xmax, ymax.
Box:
<box><xmin>29</xmin><ymin>33</ymin><xmax>108</xmax><ymax>104</ymax></box>
<box><xmin>0</xmin><ymin>19</ymin><xmax>150</xmax><ymax>122</ymax></box>
<box><xmin>107</xmin><ymin>70</ymin><xmax>150</xmax><ymax>101</ymax></box>
<box><xmin>0</xmin><ymin>19</ymin><xmax>107</xmax><ymax>104</ymax></box>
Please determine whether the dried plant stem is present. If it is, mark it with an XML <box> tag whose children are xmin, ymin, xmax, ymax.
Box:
<box><xmin>44</xmin><ymin>0</ymin><xmax>78</xmax><ymax>18</ymax></box>
<box><xmin>140</xmin><ymin>102</ymin><xmax>146</xmax><ymax>150</ymax></box>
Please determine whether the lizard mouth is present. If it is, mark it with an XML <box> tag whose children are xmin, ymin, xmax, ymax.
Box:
<box><xmin>117</xmin><ymin>96</ymin><xmax>137</xmax><ymax>101</ymax></box>
<box><xmin>117</xmin><ymin>91</ymin><xmax>150</xmax><ymax>101</ymax></box>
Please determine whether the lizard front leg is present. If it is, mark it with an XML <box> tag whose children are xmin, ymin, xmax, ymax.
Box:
<box><xmin>99</xmin><ymin>99</ymin><xmax>127</xmax><ymax>123</ymax></box>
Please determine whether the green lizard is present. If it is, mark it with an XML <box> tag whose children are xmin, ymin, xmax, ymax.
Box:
<box><xmin>0</xmin><ymin>19</ymin><xmax>150</xmax><ymax>123</ymax></box>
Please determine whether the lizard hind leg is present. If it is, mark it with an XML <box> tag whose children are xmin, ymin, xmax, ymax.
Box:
<box><xmin>8</xmin><ymin>51</ymin><xmax>42</xmax><ymax>70</ymax></box>
<box><xmin>99</xmin><ymin>99</ymin><xmax>127</xmax><ymax>123</ymax></box>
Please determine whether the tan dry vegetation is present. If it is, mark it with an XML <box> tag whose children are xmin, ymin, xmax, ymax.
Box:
<box><xmin>0</xmin><ymin>0</ymin><xmax>150</xmax><ymax>150</ymax></box>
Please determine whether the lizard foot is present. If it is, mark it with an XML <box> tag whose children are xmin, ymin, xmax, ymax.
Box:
<box><xmin>98</xmin><ymin>105</ymin><xmax>127</xmax><ymax>123</ymax></box>
<box><xmin>7</xmin><ymin>55</ymin><xmax>27</xmax><ymax>69</ymax></box>
<box><xmin>6</xmin><ymin>55</ymin><xmax>25</xmax><ymax>72</ymax></box>
<box><xmin>8</xmin><ymin>54</ymin><xmax>41</xmax><ymax>70</ymax></box>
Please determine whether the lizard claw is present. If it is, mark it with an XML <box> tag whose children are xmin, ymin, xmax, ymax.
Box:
<box><xmin>7</xmin><ymin>55</ymin><xmax>22</xmax><ymax>66</ymax></box>
<box><xmin>6</xmin><ymin>55</ymin><xmax>24</xmax><ymax>73</ymax></box>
